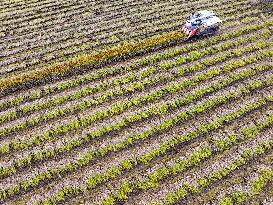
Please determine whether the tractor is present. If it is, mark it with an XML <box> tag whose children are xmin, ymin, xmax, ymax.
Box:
<box><xmin>182</xmin><ymin>10</ymin><xmax>222</xmax><ymax>41</ymax></box>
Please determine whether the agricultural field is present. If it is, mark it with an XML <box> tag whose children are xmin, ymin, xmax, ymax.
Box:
<box><xmin>0</xmin><ymin>0</ymin><xmax>273</xmax><ymax>204</ymax></box>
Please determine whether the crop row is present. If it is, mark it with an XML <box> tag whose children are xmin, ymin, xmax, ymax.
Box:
<box><xmin>154</xmin><ymin>132</ymin><xmax>273</xmax><ymax>205</ymax></box>
<box><xmin>0</xmin><ymin>83</ymin><xmax>264</xmax><ymax>202</ymax></box>
<box><xmin>0</xmin><ymin>62</ymin><xmax>272</xmax><ymax>202</ymax></box>
<box><xmin>1</xmin><ymin>44</ymin><xmax>271</xmax><ymax>159</ymax></box>
<box><xmin>0</xmin><ymin>48</ymin><xmax>271</xmax><ymax>172</ymax></box>
<box><xmin>7</xmin><ymin>43</ymin><xmax>273</xmax><ymax>136</ymax></box>
<box><xmin>0</xmin><ymin>28</ymin><xmax>269</xmax><ymax>126</ymax></box>
<box><xmin>220</xmin><ymin>192</ymin><xmax>248</xmax><ymax>205</ymax></box>
<box><xmin>1</xmin><ymin>19</ymin><xmax>271</xmax><ymax>110</ymax></box>
<box><xmin>1</xmin><ymin>1</ymin><xmax>271</xmax><ymax>204</ymax></box>
<box><xmin>41</xmin><ymin>86</ymin><xmax>273</xmax><ymax>205</ymax></box>
<box><xmin>219</xmin><ymin>168</ymin><xmax>273</xmax><ymax>205</ymax></box>
<box><xmin>101</xmin><ymin>100</ymin><xmax>273</xmax><ymax>205</ymax></box>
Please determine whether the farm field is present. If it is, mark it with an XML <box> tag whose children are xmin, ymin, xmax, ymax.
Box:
<box><xmin>0</xmin><ymin>0</ymin><xmax>273</xmax><ymax>205</ymax></box>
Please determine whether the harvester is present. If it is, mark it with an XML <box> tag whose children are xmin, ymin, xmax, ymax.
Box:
<box><xmin>182</xmin><ymin>10</ymin><xmax>222</xmax><ymax>40</ymax></box>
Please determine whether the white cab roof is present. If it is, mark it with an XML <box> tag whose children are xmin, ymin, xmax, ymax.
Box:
<box><xmin>202</xmin><ymin>16</ymin><xmax>222</xmax><ymax>27</ymax></box>
<box><xmin>194</xmin><ymin>10</ymin><xmax>215</xmax><ymax>19</ymax></box>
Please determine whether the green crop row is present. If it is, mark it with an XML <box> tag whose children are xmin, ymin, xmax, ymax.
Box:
<box><xmin>0</xmin><ymin>74</ymin><xmax>164</xmax><ymax>138</ymax></box>
<box><xmin>219</xmin><ymin>192</ymin><xmax>248</xmax><ymax>205</ymax></box>
<box><xmin>0</xmin><ymin>47</ymin><xmax>271</xmax><ymax>176</ymax></box>
<box><xmin>173</xmin><ymin>39</ymin><xmax>271</xmax><ymax>76</ymax></box>
<box><xmin>157</xmin><ymin>134</ymin><xmax>273</xmax><ymax>205</ymax></box>
<box><xmin>1</xmin><ymin>26</ymin><xmax>268</xmax><ymax>126</ymax></box>
<box><xmin>31</xmin><ymin>91</ymin><xmax>273</xmax><ymax>204</ymax></box>
<box><xmin>217</xmin><ymin>111</ymin><xmax>273</xmax><ymax>151</ymax></box>
<box><xmin>0</xmin><ymin>64</ymin><xmax>272</xmax><ymax>202</ymax></box>
<box><xmin>43</xmin><ymin>90</ymin><xmax>273</xmax><ymax>205</ymax></box>
<box><xmin>219</xmin><ymin>168</ymin><xmax>272</xmax><ymax>204</ymax></box>
<box><xmin>141</xmin><ymin>115</ymin><xmax>273</xmax><ymax>189</ymax></box>
<box><xmin>0</xmin><ymin>40</ymin><xmax>271</xmax><ymax>158</ymax></box>
<box><xmin>252</xmin><ymin>169</ymin><xmax>273</xmax><ymax>195</ymax></box>
<box><xmin>102</xmin><ymin>101</ymin><xmax>273</xmax><ymax>205</ymax></box>
<box><xmin>48</xmin><ymin>148</ymin><xmax>213</xmax><ymax>205</ymax></box>
<box><xmin>0</xmin><ymin>67</ymin><xmax>158</xmax><ymax>125</ymax></box>
<box><xmin>0</xmin><ymin>30</ymin><xmax>269</xmax><ymax>137</ymax></box>
<box><xmin>220</xmin><ymin>168</ymin><xmax>273</xmax><ymax>205</ymax></box>
<box><xmin>161</xmin><ymin>33</ymin><xmax>270</xmax><ymax>72</ymax></box>
<box><xmin>0</xmin><ymin>53</ymin><xmax>272</xmax><ymax>182</ymax></box>
<box><xmin>219</xmin><ymin>168</ymin><xmax>273</xmax><ymax>205</ymax></box>
<box><xmin>0</xmin><ymin>19</ymin><xmax>271</xmax><ymax>112</ymax></box>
